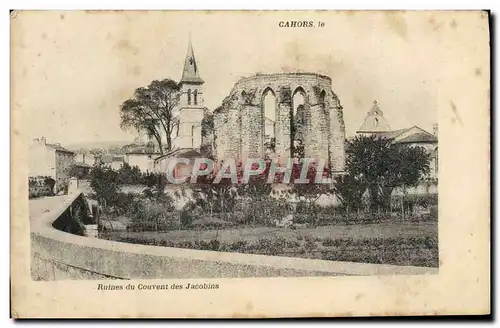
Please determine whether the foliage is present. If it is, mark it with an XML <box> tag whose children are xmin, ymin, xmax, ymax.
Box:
<box><xmin>191</xmin><ymin>217</ymin><xmax>235</xmax><ymax>230</ymax></box>
<box><xmin>28</xmin><ymin>176</ymin><xmax>56</xmax><ymax>198</ymax></box>
<box><xmin>132</xmin><ymin>197</ymin><xmax>176</xmax><ymax>231</ymax></box>
<box><xmin>339</xmin><ymin>135</ymin><xmax>430</xmax><ymax>212</ymax></box>
<box><xmin>201</xmin><ymin>113</ymin><xmax>214</xmax><ymax>138</ymax></box>
<box><xmin>289</xmin><ymin>161</ymin><xmax>332</xmax><ymax>203</ymax></box>
<box><xmin>241</xmin><ymin>88</ymin><xmax>258</xmax><ymax>105</ymax></box>
<box><xmin>264</xmin><ymin>137</ymin><xmax>276</xmax><ymax>154</ymax></box>
<box><xmin>180</xmin><ymin>201</ymin><xmax>197</xmax><ymax>228</ymax></box>
<box><xmin>89</xmin><ymin>164</ymin><xmax>119</xmax><ymax>208</ymax></box>
<box><xmin>334</xmin><ymin>173</ymin><xmax>366</xmax><ymax>213</ymax></box>
<box><xmin>116</xmin><ymin>163</ymin><xmax>142</xmax><ymax>185</ymax></box>
<box><xmin>278</xmin><ymin>86</ymin><xmax>292</xmax><ymax>104</ymax></box>
<box><xmin>120</xmin><ymin>79</ymin><xmax>181</xmax><ymax>153</ymax></box>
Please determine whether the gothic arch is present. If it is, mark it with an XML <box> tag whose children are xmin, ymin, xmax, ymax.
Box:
<box><xmin>260</xmin><ymin>85</ymin><xmax>276</xmax><ymax>99</ymax></box>
<box><xmin>292</xmin><ymin>86</ymin><xmax>307</xmax><ymax>158</ymax></box>
<box><xmin>193</xmin><ymin>89</ymin><xmax>198</xmax><ymax>105</ymax></box>
<box><xmin>187</xmin><ymin>89</ymin><xmax>192</xmax><ymax>105</ymax></box>
<box><xmin>319</xmin><ymin>89</ymin><xmax>326</xmax><ymax>104</ymax></box>
<box><xmin>261</xmin><ymin>87</ymin><xmax>277</xmax><ymax>156</ymax></box>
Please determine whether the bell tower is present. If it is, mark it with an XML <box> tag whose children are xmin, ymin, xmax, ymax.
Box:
<box><xmin>174</xmin><ymin>38</ymin><xmax>205</xmax><ymax>149</ymax></box>
<box><xmin>356</xmin><ymin>100</ymin><xmax>391</xmax><ymax>136</ymax></box>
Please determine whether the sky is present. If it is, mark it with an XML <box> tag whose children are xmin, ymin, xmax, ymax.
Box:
<box><xmin>12</xmin><ymin>11</ymin><xmax>442</xmax><ymax>146</ymax></box>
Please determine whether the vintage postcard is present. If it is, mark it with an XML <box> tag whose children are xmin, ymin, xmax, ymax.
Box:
<box><xmin>11</xmin><ymin>10</ymin><xmax>490</xmax><ymax>318</ymax></box>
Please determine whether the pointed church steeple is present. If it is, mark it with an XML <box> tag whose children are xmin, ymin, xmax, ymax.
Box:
<box><xmin>174</xmin><ymin>37</ymin><xmax>205</xmax><ymax>151</ymax></box>
<box><xmin>181</xmin><ymin>38</ymin><xmax>204</xmax><ymax>84</ymax></box>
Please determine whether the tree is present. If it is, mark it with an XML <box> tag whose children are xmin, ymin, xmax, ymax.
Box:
<box><xmin>120</xmin><ymin>79</ymin><xmax>181</xmax><ymax>154</ymax></box>
<box><xmin>334</xmin><ymin>173</ymin><xmax>365</xmax><ymax>213</ymax></box>
<box><xmin>343</xmin><ymin>135</ymin><xmax>430</xmax><ymax>212</ymax></box>
<box><xmin>201</xmin><ymin>113</ymin><xmax>215</xmax><ymax>158</ymax></box>
<box><xmin>89</xmin><ymin>164</ymin><xmax>119</xmax><ymax>209</ymax></box>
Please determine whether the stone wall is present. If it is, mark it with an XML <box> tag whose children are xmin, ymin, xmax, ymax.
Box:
<box><xmin>213</xmin><ymin>73</ymin><xmax>346</xmax><ymax>171</ymax></box>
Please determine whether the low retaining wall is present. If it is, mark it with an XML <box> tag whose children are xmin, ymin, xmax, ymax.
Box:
<box><xmin>30</xmin><ymin>193</ymin><xmax>438</xmax><ymax>281</ymax></box>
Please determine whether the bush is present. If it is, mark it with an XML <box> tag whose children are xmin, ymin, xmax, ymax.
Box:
<box><xmin>180</xmin><ymin>203</ymin><xmax>197</xmax><ymax>228</ymax></box>
<box><xmin>28</xmin><ymin>176</ymin><xmax>55</xmax><ymax>198</ymax></box>
<box><xmin>391</xmin><ymin>194</ymin><xmax>438</xmax><ymax>214</ymax></box>
<box><xmin>293</xmin><ymin>213</ymin><xmax>316</xmax><ymax>225</ymax></box>
<box><xmin>128</xmin><ymin>197</ymin><xmax>178</xmax><ymax>231</ymax></box>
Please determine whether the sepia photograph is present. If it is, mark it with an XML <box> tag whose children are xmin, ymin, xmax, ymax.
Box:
<box><xmin>10</xmin><ymin>9</ymin><xmax>490</xmax><ymax>318</ymax></box>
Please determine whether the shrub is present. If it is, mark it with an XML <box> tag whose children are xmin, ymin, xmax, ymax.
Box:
<box><xmin>28</xmin><ymin>176</ymin><xmax>55</xmax><ymax>198</ymax></box>
<box><xmin>293</xmin><ymin>213</ymin><xmax>316</xmax><ymax>225</ymax></box>
<box><xmin>129</xmin><ymin>197</ymin><xmax>178</xmax><ymax>231</ymax></box>
<box><xmin>180</xmin><ymin>203</ymin><xmax>196</xmax><ymax>228</ymax></box>
<box><xmin>304</xmin><ymin>238</ymin><xmax>317</xmax><ymax>251</ymax></box>
<box><xmin>220</xmin><ymin>240</ymin><xmax>249</xmax><ymax>253</ymax></box>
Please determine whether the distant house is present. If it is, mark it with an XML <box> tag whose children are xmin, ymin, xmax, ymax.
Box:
<box><xmin>71</xmin><ymin>162</ymin><xmax>92</xmax><ymax>179</ymax></box>
<box><xmin>74</xmin><ymin>152</ymin><xmax>96</xmax><ymax>166</ymax></box>
<box><xmin>153</xmin><ymin>148</ymin><xmax>205</xmax><ymax>179</ymax></box>
<box><xmin>379</xmin><ymin>126</ymin><xmax>438</xmax><ymax>179</ymax></box>
<box><xmin>355</xmin><ymin>101</ymin><xmax>438</xmax><ymax>181</ymax></box>
<box><xmin>29</xmin><ymin>137</ymin><xmax>75</xmax><ymax>193</ymax></box>
<box><xmin>125</xmin><ymin>151</ymin><xmax>161</xmax><ymax>173</ymax></box>
<box><xmin>100</xmin><ymin>154</ymin><xmax>125</xmax><ymax>171</ymax></box>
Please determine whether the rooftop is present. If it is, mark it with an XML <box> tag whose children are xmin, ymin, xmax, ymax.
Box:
<box><xmin>397</xmin><ymin>132</ymin><xmax>438</xmax><ymax>143</ymax></box>
<box><xmin>101</xmin><ymin>154</ymin><xmax>124</xmax><ymax>163</ymax></box>
<box><xmin>46</xmin><ymin>143</ymin><xmax>74</xmax><ymax>154</ymax></box>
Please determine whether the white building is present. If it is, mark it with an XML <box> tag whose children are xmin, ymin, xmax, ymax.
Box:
<box><xmin>100</xmin><ymin>154</ymin><xmax>125</xmax><ymax>171</ymax></box>
<box><xmin>74</xmin><ymin>152</ymin><xmax>96</xmax><ymax>166</ymax></box>
<box><xmin>125</xmin><ymin>152</ymin><xmax>159</xmax><ymax>173</ymax></box>
<box><xmin>29</xmin><ymin>137</ymin><xmax>75</xmax><ymax>193</ymax></box>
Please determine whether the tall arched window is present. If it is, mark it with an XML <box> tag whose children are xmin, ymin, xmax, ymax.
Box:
<box><xmin>292</xmin><ymin>87</ymin><xmax>306</xmax><ymax>158</ymax></box>
<box><xmin>194</xmin><ymin>89</ymin><xmax>198</xmax><ymax>105</ymax></box>
<box><xmin>191</xmin><ymin>125</ymin><xmax>195</xmax><ymax>147</ymax></box>
<box><xmin>187</xmin><ymin>89</ymin><xmax>192</xmax><ymax>105</ymax></box>
<box><xmin>262</xmin><ymin>88</ymin><xmax>276</xmax><ymax>155</ymax></box>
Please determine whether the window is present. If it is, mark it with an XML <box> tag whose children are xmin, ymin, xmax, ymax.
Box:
<box><xmin>435</xmin><ymin>147</ymin><xmax>438</xmax><ymax>172</ymax></box>
<box><xmin>191</xmin><ymin>125</ymin><xmax>195</xmax><ymax>147</ymax></box>
<box><xmin>187</xmin><ymin>89</ymin><xmax>192</xmax><ymax>105</ymax></box>
<box><xmin>194</xmin><ymin>89</ymin><xmax>198</xmax><ymax>105</ymax></box>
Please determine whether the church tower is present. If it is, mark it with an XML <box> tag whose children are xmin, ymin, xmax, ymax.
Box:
<box><xmin>174</xmin><ymin>38</ymin><xmax>205</xmax><ymax>150</ymax></box>
<box><xmin>356</xmin><ymin>100</ymin><xmax>391</xmax><ymax>136</ymax></box>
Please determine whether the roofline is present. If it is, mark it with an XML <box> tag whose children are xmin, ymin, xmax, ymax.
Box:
<box><xmin>125</xmin><ymin>152</ymin><xmax>162</xmax><ymax>155</ymax></box>
<box><xmin>355</xmin><ymin>130</ymin><xmax>391</xmax><ymax>134</ymax></box>
<box><xmin>50</xmin><ymin>148</ymin><xmax>74</xmax><ymax>154</ymax></box>
<box><xmin>396</xmin><ymin>140</ymin><xmax>438</xmax><ymax>144</ymax></box>
<box><xmin>236</xmin><ymin>72</ymin><xmax>332</xmax><ymax>84</ymax></box>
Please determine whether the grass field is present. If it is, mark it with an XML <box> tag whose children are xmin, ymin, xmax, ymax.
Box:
<box><xmin>101</xmin><ymin>221</ymin><xmax>438</xmax><ymax>267</ymax></box>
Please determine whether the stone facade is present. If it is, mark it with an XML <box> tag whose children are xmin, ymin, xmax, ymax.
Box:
<box><xmin>213</xmin><ymin>73</ymin><xmax>346</xmax><ymax>172</ymax></box>
<box><xmin>29</xmin><ymin>137</ymin><xmax>75</xmax><ymax>193</ymax></box>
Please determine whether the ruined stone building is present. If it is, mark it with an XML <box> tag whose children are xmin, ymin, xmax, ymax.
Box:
<box><xmin>212</xmin><ymin>73</ymin><xmax>346</xmax><ymax>173</ymax></box>
<box><xmin>155</xmin><ymin>40</ymin><xmax>347</xmax><ymax>174</ymax></box>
